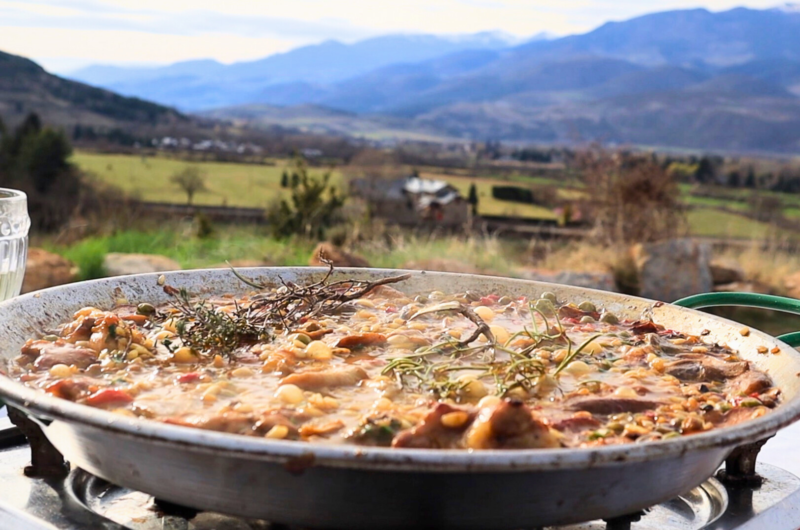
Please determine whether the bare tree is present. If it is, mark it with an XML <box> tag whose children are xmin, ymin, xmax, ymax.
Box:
<box><xmin>170</xmin><ymin>166</ymin><xmax>207</xmax><ymax>205</ymax></box>
<box><xmin>578</xmin><ymin>146</ymin><xmax>686</xmax><ymax>244</ymax></box>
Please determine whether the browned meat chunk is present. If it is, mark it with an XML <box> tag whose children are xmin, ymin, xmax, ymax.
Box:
<box><xmin>21</xmin><ymin>340</ymin><xmax>97</xmax><ymax>370</ymax></box>
<box><xmin>336</xmin><ymin>333</ymin><xmax>387</xmax><ymax>349</ymax></box>
<box><xmin>59</xmin><ymin>316</ymin><xmax>96</xmax><ymax>342</ymax></box>
<box><xmin>188</xmin><ymin>412</ymin><xmax>256</xmax><ymax>434</ymax></box>
<box><xmin>550</xmin><ymin>415</ymin><xmax>602</xmax><ymax>433</ymax></box>
<box><xmin>465</xmin><ymin>400</ymin><xmax>560</xmax><ymax>449</ymax></box>
<box><xmin>665</xmin><ymin>355</ymin><xmax>749</xmax><ymax>382</ymax></box>
<box><xmin>299</xmin><ymin>420</ymin><xmax>345</xmax><ymax>438</ymax></box>
<box><xmin>44</xmin><ymin>378</ymin><xmax>93</xmax><ymax>400</ymax></box>
<box><xmin>705</xmin><ymin>407</ymin><xmax>767</xmax><ymax>428</ymax></box>
<box><xmin>727</xmin><ymin>371</ymin><xmax>772</xmax><ymax>396</ymax></box>
<box><xmin>392</xmin><ymin>403</ymin><xmax>473</xmax><ymax>449</ymax></box>
<box><xmin>566</xmin><ymin>396</ymin><xmax>663</xmax><ymax>414</ymax></box>
<box><xmin>280</xmin><ymin>366</ymin><xmax>367</xmax><ymax>390</ymax></box>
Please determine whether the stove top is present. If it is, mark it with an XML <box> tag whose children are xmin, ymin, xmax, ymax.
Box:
<box><xmin>2</xmin><ymin>417</ymin><xmax>800</xmax><ymax>530</ymax></box>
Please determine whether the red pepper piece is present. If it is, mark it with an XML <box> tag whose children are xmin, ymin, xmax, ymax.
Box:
<box><xmin>177</xmin><ymin>372</ymin><xmax>202</xmax><ymax>384</ymax></box>
<box><xmin>85</xmin><ymin>389</ymin><xmax>133</xmax><ymax>407</ymax></box>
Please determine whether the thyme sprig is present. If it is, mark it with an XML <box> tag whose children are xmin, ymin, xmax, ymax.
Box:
<box><xmin>161</xmin><ymin>261</ymin><xmax>410</xmax><ymax>357</ymax></box>
<box><xmin>166</xmin><ymin>287</ymin><xmax>271</xmax><ymax>356</ymax></box>
<box><xmin>382</xmin><ymin>297</ymin><xmax>604</xmax><ymax>399</ymax></box>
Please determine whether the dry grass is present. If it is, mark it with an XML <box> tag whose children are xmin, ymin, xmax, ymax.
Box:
<box><xmin>716</xmin><ymin>244</ymin><xmax>800</xmax><ymax>294</ymax></box>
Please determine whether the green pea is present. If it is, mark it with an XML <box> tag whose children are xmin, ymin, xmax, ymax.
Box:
<box><xmin>464</xmin><ymin>291</ymin><xmax>481</xmax><ymax>302</ymax></box>
<box><xmin>136</xmin><ymin>303</ymin><xmax>156</xmax><ymax>316</ymax></box>
<box><xmin>580</xmin><ymin>315</ymin><xmax>596</xmax><ymax>323</ymax></box>
<box><xmin>540</xmin><ymin>292</ymin><xmax>557</xmax><ymax>303</ymax></box>
<box><xmin>498</xmin><ymin>296</ymin><xmax>513</xmax><ymax>305</ymax></box>
<box><xmin>414</xmin><ymin>294</ymin><xmax>428</xmax><ymax>304</ymax></box>
<box><xmin>578</xmin><ymin>301</ymin><xmax>596</xmax><ymax>313</ymax></box>
<box><xmin>289</xmin><ymin>333</ymin><xmax>311</xmax><ymax>345</ymax></box>
<box><xmin>534</xmin><ymin>298</ymin><xmax>555</xmax><ymax>315</ymax></box>
<box><xmin>600</xmin><ymin>312</ymin><xmax>619</xmax><ymax>324</ymax></box>
<box><xmin>42</xmin><ymin>334</ymin><xmax>59</xmax><ymax>342</ymax></box>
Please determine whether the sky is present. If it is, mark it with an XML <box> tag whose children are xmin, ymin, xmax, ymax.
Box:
<box><xmin>0</xmin><ymin>0</ymin><xmax>789</xmax><ymax>73</ymax></box>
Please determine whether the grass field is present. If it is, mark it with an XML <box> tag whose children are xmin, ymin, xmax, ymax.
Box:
<box><xmin>687</xmin><ymin>208</ymin><xmax>794</xmax><ymax>239</ymax></box>
<box><xmin>73</xmin><ymin>152</ymin><xmax>329</xmax><ymax>208</ymax></box>
<box><xmin>73</xmin><ymin>151</ymin><xmax>800</xmax><ymax>238</ymax></box>
<box><xmin>74</xmin><ymin>151</ymin><xmax>561</xmax><ymax>221</ymax></box>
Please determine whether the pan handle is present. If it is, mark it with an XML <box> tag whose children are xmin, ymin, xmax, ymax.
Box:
<box><xmin>673</xmin><ymin>292</ymin><xmax>800</xmax><ymax>347</ymax></box>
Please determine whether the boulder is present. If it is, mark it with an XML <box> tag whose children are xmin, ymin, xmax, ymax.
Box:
<box><xmin>783</xmin><ymin>271</ymin><xmax>800</xmax><ymax>300</ymax></box>
<box><xmin>21</xmin><ymin>248</ymin><xmax>78</xmax><ymax>293</ymax></box>
<box><xmin>632</xmin><ymin>239</ymin><xmax>712</xmax><ymax>302</ymax></box>
<box><xmin>309</xmin><ymin>243</ymin><xmax>370</xmax><ymax>268</ymax></box>
<box><xmin>709</xmin><ymin>258</ymin><xmax>745</xmax><ymax>285</ymax></box>
<box><xmin>714</xmin><ymin>281</ymin><xmax>773</xmax><ymax>295</ymax></box>
<box><xmin>401</xmin><ymin>259</ymin><xmax>481</xmax><ymax>275</ymax></box>
<box><xmin>104</xmin><ymin>253</ymin><xmax>181</xmax><ymax>277</ymax></box>
<box><xmin>515</xmin><ymin>268</ymin><xmax>618</xmax><ymax>292</ymax></box>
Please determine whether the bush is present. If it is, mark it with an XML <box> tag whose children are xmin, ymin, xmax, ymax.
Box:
<box><xmin>267</xmin><ymin>157</ymin><xmax>344</xmax><ymax>239</ymax></box>
<box><xmin>579</xmin><ymin>147</ymin><xmax>685</xmax><ymax>244</ymax></box>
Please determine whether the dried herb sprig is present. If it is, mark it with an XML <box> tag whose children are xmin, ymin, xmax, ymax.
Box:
<box><xmin>165</xmin><ymin>287</ymin><xmax>272</xmax><ymax>357</ymax></box>
<box><xmin>233</xmin><ymin>260</ymin><xmax>411</xmax><ymax>328</ymax></box>
<box><xmin>162</xmin><ymin>262</ymin><xmax>410</xmax><ymax>357</ymax></box>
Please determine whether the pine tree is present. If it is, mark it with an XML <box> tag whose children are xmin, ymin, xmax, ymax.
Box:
<box><xmin>280</xmin><ymin>170</ymin><xmax>289</xmax><ymax>188</ymax></box>
<box><xmin>467</xmin><ymin>183</ymin><xmax>479</xmax><ymax>215</ymax></box>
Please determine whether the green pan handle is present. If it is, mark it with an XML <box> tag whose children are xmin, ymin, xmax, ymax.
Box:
<box><xmin>673</xmin><ymin>292</ymin><xmax>800</xmax><ymax>347</ymax></box>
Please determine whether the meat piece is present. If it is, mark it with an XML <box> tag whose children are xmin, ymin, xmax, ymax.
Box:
<box><xmin>630</xmin><ymin>320</ymin><xmax>661</xmax><ymax>335</ymax></box>
<box><xmin>392</xmin><ymin>403</ymin><xmax>473</xmax><ymax>449</ymax></box>
<box><xmin>665</xmin><ymin>356</ymin><xmax>749</xmax><ymax>382</ymax></box>
<box><xmin>566</xmin><ymin>396</ymin><xmax>663</xmax><ymax>414</ymax></box>
<box><xmin>45</xmin><ymin>378</ymin><xmax>93</xmax><ymax>401</ymax></box>
<box><xmin>705</xmin><ymin>407</ymin><xmax>767</xmax><ymax>428</ymax></box>
<box><xmin>21</xmin><ymin>340</ymin><xmax>98</xmax><ymax>370</ymax></box>
<box><xmin>60</xmin><ymin>316</ymin><xmax>96</xmax><ymax>342</ymax></box>
<box><xmin>464</xmin><ymin>399</ymin><xmax>560</xmax><ymax>449</ymax></box>
<box><xmin>365</xmin><ymin>285</ymin><xmax>407</xmax><ymax>299</ymax></box>
<box><xmin>299</xmin><ymin>420</ymin><xmax>345</xmax><ymax>438</ymax></box>
<box><xmin>253</xmin><ymin>413</ymin><xmax>299</xmax><ymax>436</ymax></box>
<box><xmin>550</xmin><ymin>415</ymin><xmax>602</xmax><ymax>433</ymax></box>
<box><xmin>336</xmin><ymin>333</ymin><xmax>387</xmax><ymax>349</ymax></box>
<box><xmin>280</xmin><ymin>366</ymin><xmax>367</xmax><ymax>390</ymax></box>
<box><xmin>727</xmin><ymin>371</ymin><xmax>772</xmax><ymax>396</ymax></box>
<box><xmin>167</xmin><ymin>412</ymin><xmax>258</xmax><ymax>435</ymax></box>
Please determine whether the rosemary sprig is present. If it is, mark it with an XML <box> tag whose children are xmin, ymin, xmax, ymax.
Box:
<box><xmin>161</xmin><ymin>262</ymin><xmax>410</xmax><ymax>357</ymax></box>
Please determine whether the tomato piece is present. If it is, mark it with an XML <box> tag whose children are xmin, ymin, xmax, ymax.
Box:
<box><xmin>85</xmin><ymin>389</ymin><xmax>133</xmax><ymax>407</ymax></box>
<box><xmin>177</xmin><ymin>372</ymin><xmax>202</xmax><ymax>384</ymax></box>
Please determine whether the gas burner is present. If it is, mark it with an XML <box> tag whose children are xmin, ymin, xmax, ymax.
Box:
<box><xmin>2</xmin><ymin>415</ymin><xmax>800</xmax><ymax>530</ymax></box>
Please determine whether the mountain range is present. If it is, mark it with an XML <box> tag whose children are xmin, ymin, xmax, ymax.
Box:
<box><xmin>36</xmin><ymin>6</ymin><xmax>800</xmax><ymax>152</ymax></box>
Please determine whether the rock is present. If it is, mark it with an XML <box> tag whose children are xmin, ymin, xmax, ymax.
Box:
<box><xmin>309</xmin><ymin>243</ymin><xmax>370</xmax><ymax>268</ymax></box>
<box><xmin>104</xmin><ymin>253</ymin><xmax>181</xmax><ymax>277</ymax></box>
<box><xmin>715</xmin><ymin>281</ymin><xmax>773</xmax><ymax>295</ymax></box>
<box><xmin>401</xmin><ymin>259</ymin><xmax>481</xmax><ymax>274</ymax></box>
<box><xmin>784</xmin><ymin>272</ymin><xmax>800</xmax><ymax>299</ymax></box>
<box><xmin>21</xmin><ymin>248</ymin><xmax>78</xmax><ymax>293</ymax></box>
<box><xmin>515</xmin><ymin>268</ymin><xmax>618</xmax><ymax>292</ymax></box>
<box><xmin>632</xmin><ymin>239</ymin><xmax>712</xmax><ymax>302</ymax></box>
<box><xmin>709</xmin><ymin>258</ymin><xmax>745</xmax><ymax>285</ymax></box>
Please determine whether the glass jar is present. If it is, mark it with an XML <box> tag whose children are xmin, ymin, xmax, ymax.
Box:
<box><xmin>0</xmin><ymin>188</ymin><xmax>29</xmax><ymax>300</ymax></box>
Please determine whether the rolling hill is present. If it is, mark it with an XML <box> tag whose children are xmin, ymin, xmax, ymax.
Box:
<box><xmin>0</xmin><ymin>50</ymin><xmax>186</xmax><ymax>131</ymax></box>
